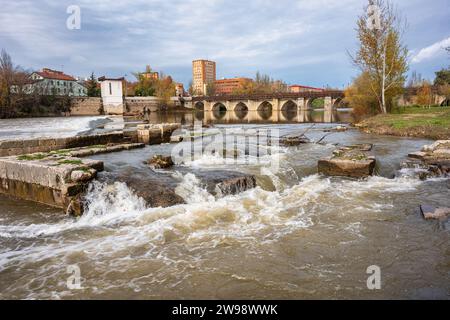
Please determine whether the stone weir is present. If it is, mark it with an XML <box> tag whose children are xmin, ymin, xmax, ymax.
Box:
<box><xmin>0</xmin><ymin>154</ymin><xmax>103</xmax><ymax>216</ymax></box>
<box><xmin>0</xmin><ymin>122</ymin><xmax>188</xmax><ymax>215</ymax></box>
<box><xmin>0</xmin><ymin>132</ymin><xmax>125</xmax><ymax>157</ymax></box>
<box><xmin>0</xmin><ymin>142</ymin><xmax>146</xmax><ymax>216</ymax></box>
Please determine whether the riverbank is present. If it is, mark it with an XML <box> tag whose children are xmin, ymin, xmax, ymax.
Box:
<box><xmin>355</xmin><ymin>106</ymin><xmax>450</xmax><ymax>140</ymax></box>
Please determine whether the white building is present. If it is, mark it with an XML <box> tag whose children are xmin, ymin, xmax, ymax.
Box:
<box><xmin>99</xmin><ymin>76</ymin><xmax>124</xmax><ymax>115</ymax></box>
<box><xmin>14</xmin><ymin>68</ymin><xmax>87</xmax><ymax>96</ymax></box>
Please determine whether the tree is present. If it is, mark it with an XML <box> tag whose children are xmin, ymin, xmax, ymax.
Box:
<box><xmin>155</xmin><ymin>75</ymin><xmax>175</xmax><ymax>106</ymax></box>
<box><xmin>133</xmin><ymin>71</ymin><xmax>156</xmax><ymax>97</ymax></box>
<box><xmin>232</xmin><ymin>72</ymin><xmax>288</xmax><ymax>95</ymax></box>
<box><xmin>345</xmin><ymin>72</ymin><xmax>380</xmax><ymax>120</ymax></box>
<box><xmin>0</xmin><ymin>49</ymin><xmax>17</xmax><ymax>109</ymax></box>
<box><xmin>434</xmin><ymin>68</ymin><xmax>450</xmax><ymax>86</ymax></box>
<box><xmin>86</xmin><ymin>72</ymin><xmax>100</xmax><ymax>97</ymax></box>
<box><xmin>351</xmin><ymin>0</ymin><xmax>409</xmax><ymax>114</ymax></box>
<box><xmin>416</xmin><ymin>81</ymin><xmax>433</xmax><ymax>108</ymax></box>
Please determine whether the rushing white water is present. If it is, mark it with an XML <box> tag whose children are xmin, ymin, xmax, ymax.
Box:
<box><xmin>0</xmin><ymin>123</ymin><xmax>448</xmax><ymax>300</ymax></box>
<box><xmin>0</xmin><ymin>116</ymin><xmax>108</xmax><ymax>140</ymax></box>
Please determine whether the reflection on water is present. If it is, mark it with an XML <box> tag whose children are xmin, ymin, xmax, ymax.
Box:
<box><xmin>144</xmin><ymin>108</ymin><xmax>354</xmax><ymax>126</ymax></box>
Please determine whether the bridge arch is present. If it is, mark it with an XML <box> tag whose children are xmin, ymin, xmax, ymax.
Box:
<box><xmin>439</xmin><ymin>97</ymin><xmax>450</xmax><ymax>107</ymax></box>
<box><xmin>194</xmin><ymin>101</ymin><xmax>204</xmax><ymax>110</ymax></box>
<box><xmin>257</xmin><ymin>101</ymin><xmax>273</xmax><ymax>120</ymax></box>
<box><xmin>212</xmin><ymin>102</ymin><xmax>227</xmax><ymax>119</ymax></box>
<box><xmin>234</xmin><ymin>102</ymin><xmax>249</xmax><ymax>119</ymax></box>
<box><xmin>332</xmin><ymin>98</ymin><xmax>345</xmax><ymax>109</ymax></box>
<box><xmin>306</xmin><ymin>97</ymin><xmax>324</xmax><ymax>109</ymax></box>
<box><xmin>281</xmin><ymin>100</ymin><xmax>297</xmax><ymax>120</ymax></box>
<box><xmin>234</xmin><ymin>102</ymin><xmax>249</xmax><ymax>112</ymax></box>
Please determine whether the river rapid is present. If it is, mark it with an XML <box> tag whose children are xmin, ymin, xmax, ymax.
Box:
<box><xmin>0</xmin><ymin>115</ymin><xmax>449</xmax><ymax>299</ymax></box>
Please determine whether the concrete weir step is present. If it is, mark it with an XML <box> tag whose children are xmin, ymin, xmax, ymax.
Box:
<box><xmin>0</xmin><ymin>132</ymin><xmax>125</xmax><ymax>157</ymax></box>
<box><xmin>0</xmin><ymin>154</ymin><xmax>104</xmax><ymax>216</ymax></box>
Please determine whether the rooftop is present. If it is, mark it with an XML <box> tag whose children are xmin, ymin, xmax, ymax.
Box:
<box><xmin>34</xmin><ymin>68</ymin><xmax>77</xmax><ymax>81</ymax></box>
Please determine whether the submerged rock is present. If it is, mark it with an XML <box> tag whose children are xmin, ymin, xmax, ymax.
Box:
<box><xmin>420</xmin><ymin>205</ymin><xmax>450</xmax><ymax>220</ymax></box>
<box><xmin>280</xmin><ymin>136</ymin><xmax>310</xmax><ymax>146</ymax></box>
<box><xmin>147</xmin><ymin>155</ymin><xmax>175</xmax><ymax>169</ymax></box>
<box><xmin>107</xmin><ymin>167</ymin><xmax>257</xmax><ymax>209</ymax></box>
<box><xmin>115</xmin><ymin>171</ymin><xmax>185</xmax><ymax>208</ymax></box>
<box><xmin>196</xmin><ymin>170</ymin><xmax>257</xmax><ymax>196</ymax></box>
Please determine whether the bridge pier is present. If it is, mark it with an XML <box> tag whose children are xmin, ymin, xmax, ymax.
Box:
<box><xmin>324</xmin><ymin>97</ymin><xmax>335</xmax><ymax>123</ymax></box>
<box><xmin>272</xmin><ymin>98</ymin><xmax>281</xmax><ymax>111</ymax></box>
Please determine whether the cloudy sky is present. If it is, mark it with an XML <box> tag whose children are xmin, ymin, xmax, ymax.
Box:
<box><xmin>0</xmin><ymin>0</ymin><xmax>449</xmax><ymax>88</ymax></box>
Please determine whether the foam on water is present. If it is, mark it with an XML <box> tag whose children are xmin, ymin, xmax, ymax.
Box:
<box><xmin>0</xmin><ymin>116</ymin><xmax>108</xmax><ymax>140</ymax></box>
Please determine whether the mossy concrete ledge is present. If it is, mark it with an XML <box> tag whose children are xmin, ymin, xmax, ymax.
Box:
<box><xmin>0</xmin><ymin>132</ymin><xmax>125</xmax><ymax>157</ymax></box>
<box><xmin>0</xmin><ymin>155</ymin><xmax>104</xmax><ymax>216</ymax></box>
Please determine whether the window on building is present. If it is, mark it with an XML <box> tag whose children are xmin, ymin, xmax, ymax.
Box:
<box><xmin>109</xmin><ymin>82</ymin><xmax>112</xmax><ymax>95</ymax></box>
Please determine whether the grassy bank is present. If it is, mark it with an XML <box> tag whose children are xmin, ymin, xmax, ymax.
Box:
<box><xmin>356</xmin><ymin>106</ymin><xmax>450</xmax><ymax>140</ymax></box>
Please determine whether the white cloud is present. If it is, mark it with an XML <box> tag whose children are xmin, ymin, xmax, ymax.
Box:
<box><xmin>412</xmin><ymin>37</ymin><xmax>450</xmax><ymax>63</ymax></box>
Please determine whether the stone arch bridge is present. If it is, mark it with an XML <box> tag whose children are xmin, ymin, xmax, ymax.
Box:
<box><xmin>191</xmin><ymin>91</ymin><xmax>346</xmax><ymax>114</ymax></box>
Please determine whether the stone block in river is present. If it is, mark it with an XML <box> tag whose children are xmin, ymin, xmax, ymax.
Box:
<box><xmin>319</xmin><ymin>144</ymin><xmax>376</xmax><ymax>178</ymax></box>
<box><xmin>0</xmin><ymin>154</ymin><xmax>104</xmax><ymax>216</ymax></box>
<box><xmin>420</xmin><ymin>205</ymin><xmax>450</xmax><ymax>220</ymax></box>
<box><xmin>146</xmin><ymin>155</ymin><xmax>175</xmax><ymax>169</ymax></box>
<box><xmin>318</xmin><ymin>157</ymin><xmax>376</xmax><ymax>178</ymax></box>
<box><xmin>408</xmin><ymin>151</ymin><xmax>428</xmax><ymax>160</ymax></box>
<box><xmin>137</xmin><ymin>123</ymin><xmax>181</xmax><ymax>145</ymax></box>
<box><xmin>422</xmin><ymin>140</ymin><xmax>450</xmax><ymax>153</ymax></box>
<box><xmin>407</xmin><ymin>140</ymin><xmax>450</xmax><ymax>178</ymax></box>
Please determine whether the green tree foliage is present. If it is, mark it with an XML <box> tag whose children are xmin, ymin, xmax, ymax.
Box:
<box><xmin>434</xmin><ymin>68</ymin><xmax>450</xmax><ymax>86</ymax></box>
<box><xmin>86</xmin><ymin>72</ymin><xmax>101</xmax><ymax>97</ymax></box>
<box><xmin>416</xmin><ymin>81</ymin><xmax>434</xmax><ymax>108</ymax></box>
<box><xmin>350</xmin><ymin>0</ymin><xmax>408</xmax><ymax>114</ymax></box>
<box><xmin>232</xmin><ymin>71</ymin><xmax>288</xmax><ymax>95</ymax></box>
<box><xmin>132</xmin><ymin>67</ymin><xmax>176</xmax><ymax>106</ymax></box>
<box><xmin>345</xmin><ymin>72</ymin><xmax>379</xmax><ymax>120</ymax></box>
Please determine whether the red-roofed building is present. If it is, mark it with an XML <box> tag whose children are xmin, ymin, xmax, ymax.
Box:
<box><xmin>288</xmin><ymin>85</ymin><xmax>324</xmax><ymax>93</ymax></box>
<box><xmin>28</xmin><ymin>68</ymin><xmax>87</xmax><ymax>96</ymax></box>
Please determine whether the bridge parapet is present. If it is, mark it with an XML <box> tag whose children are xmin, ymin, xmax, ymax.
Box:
<box><xmin>192</xmin><ymin>90</ymin><xmax>344</xmax><ymax>103</ymax></box>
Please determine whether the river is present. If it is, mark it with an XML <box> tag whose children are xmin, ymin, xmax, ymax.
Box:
<box><xmin>0</xmin><ymin>111</ymin><xmax>448</xmax><ymax>299</ymax></box>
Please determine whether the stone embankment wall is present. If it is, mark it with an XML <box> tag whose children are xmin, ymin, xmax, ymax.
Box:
<box><xmin>0</xmin><ymin>133</ymin><xmax>125</xmax><ymax>157</ymax></box>
<box><xmin>70</xmin><ymin>97</ymin><xmax>103</xmax><ymax>115</ymax></box>
<box><xmin>125</xmin><ymin>97</ymin><xmax>161</xmax><ymax>115</ymax></box>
